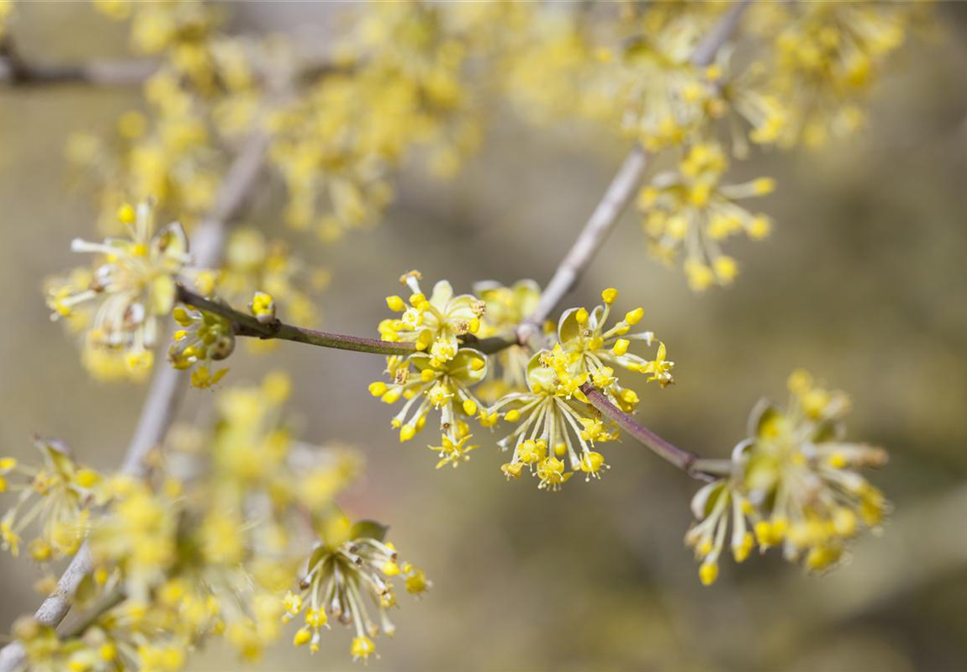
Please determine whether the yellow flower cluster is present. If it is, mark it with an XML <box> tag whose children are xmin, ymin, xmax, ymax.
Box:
<box><xmin>269</xmin><ymin>1</ymin><xmax>507</xmax><ymax>242</ymax></box>
<box><xmin>0</xmin><ymin>439</ymin><xmax>103</xmax><ymax>561</ymax></box>
<box><xmin>473</xmin><ymin>280</ymin><xmax>541</xmax><ymax>403</ymax></box>
<box><xmin>638</xmin><ymin>143</ymin><xmax>775</xmax><ymax>291</ymax></box>
<box><xmin>46</xmin><ymin>202</ymin><xmax>191</xmax><ymax>381</ymax></box>
<box><xmin>283</xmin><ymin>514</ymin><xmax>429</xmax><ymax>661</ymax></box>
<box><xmin>686</xmin><ymin>370</ymin><xmax>889</xmax><ymax>585</ymax></box>
<box><xmin>752</xmin><ymin>1</ymin><xmax>911</xmax><ymax>148</ymax></box>
<box><xmin>10</xmin><ymin>374</ymin><xmax>421</xmax><ymax>669</ymax></box>
<box><xmin>496</xmin><ymin>2</ymin><xmax>920</xmax><ymax>290</ymax></box>
<box><xmin>371</xmin><ymin>280</ymin><xmax>673</xmax><ymax>489</ymax></box>
<box><xmin>72</xmin><ymin>0</ymin><xmax>260</xmax><ymax>235</ymax></box>
<box><xmin>167</xmin><ymin>303</ymin><xmax>234</xmax><ymax>388</ymax></box>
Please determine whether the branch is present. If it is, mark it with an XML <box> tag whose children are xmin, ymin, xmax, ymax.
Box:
<box><xmin>177</xmin><ymin>286</ymin><xmax>417</xmax><ymax>357</ymax></box>
<box><xmin>581</xmin><ymin>384</ymin><xmax>718</xmax><ymax>482</ymax></box>
<box><xmin>176</xmin><ymin>287</ymin><xmax>521</xmax><ymax>357</ymax></box>
<box><xmin>518</xmin><ymin>0</ymin><xmax>752</xmax><ymax>342</ymax></box>
<box><xmin>0</xmin><ymin>131</ymin><xmax>269</xmax><ymax>672</ymax></box>
<box><xmin>519</xmin><ymin>146</ymin><xmax>650</xmax><ymax>341</ymax></box>
<box><xmin>0</xmin><ymin>56</ymin><xmax>157</xmax><ymax>87</ymax></box>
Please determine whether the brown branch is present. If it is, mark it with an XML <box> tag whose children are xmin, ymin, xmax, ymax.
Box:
<box><xmin>176</xmin><ymin>287</ymin><xmax>520</xmax><ymax>357</ymax></box>
<box><xmin>0</xmin><ymin>131</ymin><xmax>269</xmax><ymax>672</ymax></box>
<box><xmin>177</xmin><ymin>286</ymin><xmax>418</xmax><ymax>357</ymax></box>
<box><xmin>581</xmin><ymin>384</ymin><xmax>719</xmax><ymax>482</ymax></box>
<box><xmin>0</xmin><ymin>56</ymin><xmax>157</xmax><ymax>87</ymax></box>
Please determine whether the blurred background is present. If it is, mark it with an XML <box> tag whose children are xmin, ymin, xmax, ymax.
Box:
<box><xmin>2</xmin><ymin>3</ymin><xmax>967</xmax><ymax>671</ymax></box>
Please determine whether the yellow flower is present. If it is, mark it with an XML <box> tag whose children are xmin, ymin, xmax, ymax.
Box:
<box><xmin>557</xmin><ymin>287</ymin><xmax>674</xmax><ymax>400</ymax></box>
<box><xmin>47</xmin><ymin>202</ymin><xmax>190</xmax><ymax>377</ymax></box>
<box><xmin>686</xmin><ymin>370</ymin><xmax>889</xmax><ymax>584</ymax></box>
<box><xmin>489</xmin><ymin>349</ymin><xmax>617</xmax><ymax>491</ymax></box>
<box><xmin>0</xmin><ymin>439</ymin><xmax>103</xmax><ymax>560</ymax></box>
<box><xmin>473</xmin><ymin>279</ymin><xmax>541</xmax><ymax>402</ymax></box>
<box><xmin>284</xmin><ymin>514</ymin><xmax>428</xmax><ymax>658</ymax></box>
<box><xmin>168</xmin><ymin>304</ymin><xmax>234</xmax><ymax>387</ymax></box>
<box><xmin>639</xmin><ymin>143</ymin><xmax>774</xmax><ymax>291</ymax></box>
<box><xmin>371</xmin><ymin>349</ymin><xmax>488</xmax><ymax>465</ymax></box>
<box><xmin>379</xmin><ymin>271</ymin><xmax>486</xmax><ymax>365</ymax></box>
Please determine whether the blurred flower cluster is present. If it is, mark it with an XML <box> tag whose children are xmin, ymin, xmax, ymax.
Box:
<box><xmin>2</xmin><ymin>373</ymin><xmax>428</xmax><ymax>668</ymax></box>
<box><xmin>499</xmin><ymin>1</ymin><xmax>920</xmax><ymax>289</ymax></box>
<box><xmin>686</xmin><ymin>370</ymin><xmax>889</xmax><ymax>586</ymax></box>
<box><xmin>371</xmin><ymin>276</ymin><xmax>672</xmax><ymax>489</ymax></box>
<box><xmin>268</xmin><ymin>1</ymin><xmax>521</xmax><ymax>243</ymax></box>
<box><xmin>45</xmin><ymin>202</ymin><xmax>191</xmax><ymax>381</ymax></box>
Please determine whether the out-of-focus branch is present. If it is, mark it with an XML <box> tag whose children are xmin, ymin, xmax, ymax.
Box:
<box><xmin>0</xmin><ymin>55</ymin><xmax>157</xmax><ymax>86</ymax></box>
<box><xmin>0</xmin><ymin>131</ymin><xmax>269</xmax><ymax>672</ymax></box>
<box><xmin>518</xmin><ymin>0</ymin><xmax>752</xmax><ymax>342</ymax></box>
<box><xmin>0</xmin><ymin>37</ymin><xmax>347</xmax><ymax>89</ymax></box>
<box><xmin>518</xmin><ymin>147</ymin><xmax>650</xmax><ymax>343</ymax></box>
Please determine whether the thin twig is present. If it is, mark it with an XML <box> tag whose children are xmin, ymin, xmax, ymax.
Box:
<box><xmin>0</xmin><ymin>131</ymin><xmax>269</xmax><ymax>672</ymax></box>
<box><xmin>177</xmin><ymin>286</ymin><xmax>417</xmax><ymax>357</ymax></box>
<box><xmin>176</xmin><ymin>287</ymin><xmax>520</xmax><ymax>357</ymax></box>
<box><xmin>581</xmin><ymin>384</ymin><xmax>716</xmax><ymax>482</ymax></box>
<box><xmin>519</xmin><ymin>146</ymin><xmax>650</xmax><ymax>343</ymax></box>
<box><xmin>0</xmin><ymin>56</ymin><xmax>157</xmax><ymax>87</ymax></box>
<box><xmin>519</xmin><ymin>0</ymin><xmax>752</xmax><ymax>342</ymax></box>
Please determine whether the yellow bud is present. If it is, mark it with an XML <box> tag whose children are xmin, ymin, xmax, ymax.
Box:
<box><xmin>400</xmin><ymin>425</ymin><xmax>416</xmax><ymax>442</ymax></box>
<box><xmin>601</xmin><ymin>288</ymin><xmax>618</xmax><ymax>305</ymax></box>
<box><xmin>575</xmin><ymin>308</ymin><xmax>589</xmax><ymax>324</ymax></box>
<box><xmin>462</xmin><ymin>399</ymin><xmax>477</xmax><ymax>416</ymax></box>
<box><xmin>747</xmin><ymin>216</ymin><xmax>772</xmax><ymax>240</ymax></box>
<box><xmin>699</xmin><ymin>562</ymin><xmax>719</xmax><ymax>586</ymax></box>
<box><xmin>625</xmin><ymin>308</ymin><xmax>644</xmax><ymax>325</ymax></box>
<box><xmin>713</xmin><ymin>256</ymin><xmax>738</xmax><ymax>283</ymax></box>
<box><xmin>612</xmin><ymin>339</ymin><xmax>630</xmax><ymax>356</ymax></box>
<box><xmin>470</xmin><ymin>357</ymin><xmax>486</xmax><ymax>371</ymax></box>
<box><xmin>386</xmin><ymin>295</ymin><xmax>406</xmax><ymax>311</ymax></box>
<box><xmin>293</xmin><ymin>628</ymin><xmax>312</xmax><ymax>647</ymax></box>
<box><xmin>753</xmin><ymin>177</ymin><xmax>776</xmax><ymax>195</ymax></box>
<box><xmin>117</xmin><ymin>204</ymin><xmax>136</xmax><ymax>224</ymax></box>
<box><xmin>368</xmin><ymin>382</ymin><xmax>388</xmax><ymax>397</ymax></box>
<box><xmin>504</xmin><ymin>410</ymin><xmax>520</xmax><ymax>422</ymax></box>
<box><xmin>409</xmin><ymin>293</ymin><xmax>426</xmax><ymax>307</ymax></box>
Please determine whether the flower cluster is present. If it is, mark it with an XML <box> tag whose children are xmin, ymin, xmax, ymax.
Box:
<box><xmin>685</xmin><ymin>370</ymin><xmax>889</xmax><ymax>585</ymax></box>
<box><xmin>753</xmin><ymin>2</ymin><xmax>910</xmax><ymax>148</ymax></box>
<box><xmin>498</xmin><ymin>2</ymin><xmax>920</xmax><ymax>290</ymax></box>
<box><xmin>0</xmin><ymin>438</ymin><xmax>104</xmax><ymax>561</ymax></box>
<box><xmin>473</xmin><ymin>279</ymin><xmax>541</xmax><ymax>402</ymax></box>
<box><xmin>70</xmin><ymin>0</ymin><xmax>269</xmax><ymax>236</ymax></box>
<box><xmin>283</xmin><ymin>514</ymin><xmax>430</xmax><ymax>661</ymax></box>
<box><xmin>371</xmin><ymin>277</ymin><xmax>673</xmax><ymax>489</ymax></box>
<box><xmin>269</xmin><ymin>1</ymin><xmax>522</xmax><ymax>242</ymax></box>
<box><xmin>638</xmin><ymin>143</ymin><xmax>775</xmax><ymax>291</ymax></box>
<box><xmin>8</xmin><ymin>374</ymin><xmax>424</xmax><ymax>669</ymax></box>
<box><xmin>46</xmin><ymin>202</ymin><xmax>191</xmax><ymax>380</ymax></box>
<box><xmin>167</xmin><ymin>303</ymin><xmax>234</xmax><ymax>388</ymax></box>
